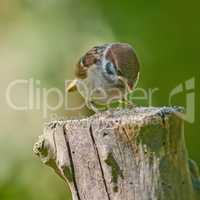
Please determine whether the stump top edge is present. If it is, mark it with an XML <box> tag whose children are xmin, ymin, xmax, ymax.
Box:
<box><xmin>45</xmin><ymin>106</ymin><xmax>184</xmax><ymax>128</ymax></box>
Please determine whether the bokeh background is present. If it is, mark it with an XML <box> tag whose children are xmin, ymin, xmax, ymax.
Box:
<box><xmin>0</xmin><ymin>0</ymin><xmax>199</xmax><ymax>199</ymax></box>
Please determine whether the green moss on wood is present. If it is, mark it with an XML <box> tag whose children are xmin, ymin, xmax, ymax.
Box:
<box><xmin>63</xmin><ymin>166</ymin><xmax>73</xmax><ymax>182</ymax></box>
<box><xmin>40</xmin><ymin>146</ymin><xmax>48</xmax><ymax>157</ymax></box>
<box><xmin>113</xmin><ymin>186</ymin><xmax>119</xmax><ymax>193</ymax></box>
<box><xmin>137</xmin><ymin>123</ymin><xmax>167</xmax><ymax>156</ymax></box>
<box><xmin>105</xmin><ymin>152</ymin><xmax>123</xmax><ymax>192</ymax></box>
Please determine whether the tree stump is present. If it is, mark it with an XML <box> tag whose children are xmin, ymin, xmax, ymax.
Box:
<box><xmin>33</xmin><ymin>107</ymin><xmax>200</xmax><ymax>200</ymax></box>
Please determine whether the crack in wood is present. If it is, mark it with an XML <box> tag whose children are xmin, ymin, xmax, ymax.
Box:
<box><xmin>89</xmin><ymin>125</ymin><xmax>111</xmax><ymax>200</ymax></box>
<box><xmin>63</xmin><ymin>125</ymin><xmax>81</xmax><ymax>200</ymax></box>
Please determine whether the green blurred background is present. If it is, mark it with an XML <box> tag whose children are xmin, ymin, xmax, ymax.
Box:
<box><xmin>0</xmin><ymin>0</ymin><xmax>199</xmax><ymax>199</ymax></box>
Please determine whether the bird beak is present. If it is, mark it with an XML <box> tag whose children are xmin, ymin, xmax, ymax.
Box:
<box><xmin>66</xmin><ymin>79</ymin><xmax>78</xmax><ymax>92</ymax></box>
<box><xmin>118</xmin><ymin>76</ymin><xmax>132</xmax><ymax>92</ymax></box>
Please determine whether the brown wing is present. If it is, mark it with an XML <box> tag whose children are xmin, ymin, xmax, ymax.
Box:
<box><xmin>75</xmin><ymin>44</ymin><xmax>108</xmax><ymax>79</ymax></box>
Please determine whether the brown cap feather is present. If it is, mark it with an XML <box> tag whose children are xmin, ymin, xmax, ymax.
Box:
<box><xmin>106</xmin><ymin>43</ymin><xmax>140</xmax><ymax>88</ymax></box>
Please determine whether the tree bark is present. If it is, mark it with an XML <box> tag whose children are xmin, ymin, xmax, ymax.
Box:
<box><xmin>33</xmin><ymin>107</ymin><xmax>200</xmax><ymax>200</ymax></box>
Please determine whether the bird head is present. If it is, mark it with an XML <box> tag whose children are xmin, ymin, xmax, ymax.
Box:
<box><xmin>67</xmin><ymin>43</ymin><xmax>140</xmax><ymax>93</ymax></box>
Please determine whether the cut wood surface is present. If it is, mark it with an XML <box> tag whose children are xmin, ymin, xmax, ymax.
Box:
<box><xmin>33</xmin><ymin>107</ymin><xmax>200</xmax><ymax>200</ymax></box>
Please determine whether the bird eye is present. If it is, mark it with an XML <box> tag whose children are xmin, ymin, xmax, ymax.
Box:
<box><xmin>105</xmin><ymin>62</ymin><xmax>115</xmax><ymax>75</ymax></box>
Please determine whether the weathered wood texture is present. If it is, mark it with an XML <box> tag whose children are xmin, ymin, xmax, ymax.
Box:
<box><xmin>33</xmin><ymin>107</ymin><xmax>200</xmax><ymax>200</ymax></box>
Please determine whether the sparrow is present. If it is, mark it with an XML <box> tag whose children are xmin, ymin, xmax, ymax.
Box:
<box><xmin>66</xmin><ymin>43</ymin><xmax>140</xmax><ymax>112</ymax></box>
